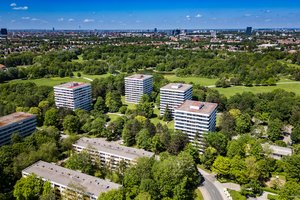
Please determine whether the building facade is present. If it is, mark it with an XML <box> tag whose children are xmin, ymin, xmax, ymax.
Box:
<box><xmin>160</xmin><ymin>83</ymin><xmax>192</xmax><ymax>117</ymax></box>
<box><xmin>0</xmin><ymin>112</ymin><xmax>36</xmax><ymax>146</ymax></box>
<box><xmin>54</xmin><ymin>82</ymin><xmax>92</xmax><ymax>111</ymax></box>
<box><xmin>174</xmin><ymin>100</ymin><xmax>218</xmax><ymax>152</ymax></box>
<box><xmin>125</xmin><ymin>74</ymin><xmax>153</xmax><ymax>104</ymax></box>
<box><xmin>22</xmin><ymin>161</ymin><xmax>120</xmax><ymax>200</ymax></box>
<box><xmin>73</xmin><ymin>137</ymin><xmax>155</xmax><ymax>170</ymax></box>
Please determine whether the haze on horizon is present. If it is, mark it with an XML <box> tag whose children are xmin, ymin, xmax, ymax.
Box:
<box><xmin>1</xmin><ymin>0</ymin><xmax>300</xmax><ymax>30</ymax></box>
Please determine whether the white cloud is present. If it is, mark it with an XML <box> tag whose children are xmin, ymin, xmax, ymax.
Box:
<box><xmin>244</xmin><ymin>13</ymin><xmax>251</xmax><ymax>17</ymax></box>
<box><xmin>31</xmin><ymin>18</ymin><xmax>38</xmax><ymax>21</ymax></box>
<box><xmin>11</xmin><ymin>19</ymin><xmax>16</xmax><ymax>23</ymax></box>
<box><xmin>195</xmin><ymin>14</ymin><xmax>202</xmax><ymax>18</ymax></box>
<box><xmin>21</xmin><ymin>17</ymin><xmax>30</xmax><ymax>20</ymax></box>
<box><xmin>12</xmin><ymin>6</ymin><xmax>29</xmax><ymax>10</ymax></box>
<box><xmin>83</xmin><ymin>19</ymin><xmax>94</xmax><ymax>23</ymax></box>
<box><xmin>186</xmin><ymin>15</ymin><xmax>191</xmax><ymax>20</ymax></box>
<box><xmin>10</xmin><ymin>3</ymin><xmax>16</xmax><ymax>7</ymax></box>
<box><xmin>265</xmin><ymin>19</ymin><xmax>272</xmax><ymax>22</ymax></box>
<box><xmin>68</xmin><ymin>18</ymin><xmax>74</xmax><ymax>22</ymax></box>
<box><xmin>58</xmin><ymin>18</ymin><xmax>64</xmax><ymax>22</ymax></box>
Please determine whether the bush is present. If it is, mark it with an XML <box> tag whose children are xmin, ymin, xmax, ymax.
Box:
<box><xmin>119</xmin><ymin>106</ymin><xmax>128</xmax><ymax>114</ymax></box>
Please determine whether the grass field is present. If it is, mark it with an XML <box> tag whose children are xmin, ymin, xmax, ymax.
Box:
<box><xmin>164</xmin><ymin>75</ymin><xmax>300</xmax><ymax>97</ymax></box>
<box><xmin>164</xmin><ymin>75</ymin><xmax>218</xmax><ymax>86</ymax></box>
<box><xmin>8</xmin><ymin>72</ymin><xmax>110</xmax><ymax>87</ymax></box>
<box><xmin>194</xmin><ymin>189</ymin><xmax>204</xmax><ymax>200</ymax></box>
<box><xmin>215</xmin><ymin>83</ymin><xmax>300</xmax><ymax>97</ymax></box>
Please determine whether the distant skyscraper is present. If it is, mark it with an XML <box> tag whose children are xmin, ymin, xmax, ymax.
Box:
<box><xmin>154</xmin><ymin>28</ymin><xmax>158</xmax><ymax>33</ymax></box>
<box><xmin>210</xmin><ymin>30</ymin><xmax>217</xmax><ymax>38</ymax></box>
<box><xmin>246</xmin><ymin>27</ymin><xmax>252</xmax><ymax>35</ymax></box>
<box><xmin>0</xmin><ymin>28</ymin><xmax>8</xmax><ymax>39</ymax></box>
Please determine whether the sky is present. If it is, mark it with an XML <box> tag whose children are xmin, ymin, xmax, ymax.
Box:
<box><xmin>1</xmin><ymin>0</ymin><xmax>300</xmax><ymax>30</ymax></box>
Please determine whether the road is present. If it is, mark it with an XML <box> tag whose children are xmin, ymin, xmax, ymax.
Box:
<box><xmin>198</xmin><ymin>168</ymin><xmax>226</xmax><ymax>200</ymax></box>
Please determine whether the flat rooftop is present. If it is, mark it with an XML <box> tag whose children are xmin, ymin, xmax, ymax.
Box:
<box><xmin>175</xmin><ymin>100</ymin><xmax>218</xmax><ymax>115</ymax></box>
<box><xmin>74</xmin><ymin>137</ymin><xmax>155</xmax><ymax>160</ymax></box>
<box><xmin>23</xmin><ymin>161</ymin><xmax>120</xmax><ymax>197</ymax></box>
<box><xmin>125</xmin><ymin>74</ymin><xmax>153</xmax><ymax>80</ymax></box>
<box><xmin>262</xmin><ymin>144</ymin><xmax>292</xmax><ymax>156</ymax></box>
<box><xmin>161</xmin><ymin>83</ymin><xmax>192</xmax><ymax>92</ymax></box>
<box><xmin>0</xmin><ymin>112</ymin><xmax>35</xmax><ymax>128</ymax></box>
<box><xmin>54</xmin><ymin>82</ymin><xmax>91</xmax><ymax>90</ymax></box>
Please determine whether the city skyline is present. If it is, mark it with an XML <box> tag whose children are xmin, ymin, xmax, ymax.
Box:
<box><xmin>1</xmin><ymin>0</ymin><xmax>300</xmax><ymax>30</ymax></box>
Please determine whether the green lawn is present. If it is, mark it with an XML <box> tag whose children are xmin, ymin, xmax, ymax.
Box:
<box><xmin>228</xmin><ymin>189</ymin><xmax>246</xmax><ymax>200</ymax></box>
<box><xmin>8</xmin><ymin>72</ymin><xmax>110</xmax><ymax>87</ymax></box>
<box><xmin>121</xmin><ymin>96</ymin><xmax>174</xmax><ymax>129</ymax></box>
<box><xmin>194</xmin><ymin>189</ymin><xmax>204</xmax><ymax>200</ymax></box>
<box><xmin>215</xmin><ymin>83</ymin><xmax>300</xmax><ymax>97</ymax></box>
<box><xmin>9</xmin><ymin>76</ymin><xmax>91</xmax><ymax>87</ymax></box>
<box><xmin>107</xmin><ymin>113</ymin><xmax>122</xmax><ymax>122</ymax></box>
<box><xmin>164</xmin><ymin>75</ymin><xmax>218</xmax><ymax>86</ymax></box>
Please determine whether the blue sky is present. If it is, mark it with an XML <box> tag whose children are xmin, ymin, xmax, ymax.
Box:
<box><xmin>1</xmin><ymin>0</ymin><xmax>300</xmax><ymax>29</ymax></box>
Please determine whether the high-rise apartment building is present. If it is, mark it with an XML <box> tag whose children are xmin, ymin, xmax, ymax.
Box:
<box><xmin>174</xmin><ymin>100</ymin><xmax>218</xmax><ymax>152</ymax></box>
<box><xmin>22</xmin><ymin>161</ymin><xmax>121</xmax><ymax>200</ymax></box>
<box><xmin>0</xmin><ymin>112</ymin><xmax>36</xmax><ymax>146</ymax></box>
<box><xmin>125</xmin><ymin>74</ymin><xmax>153</xmax><ymax>104</ymax></box>
<box><xmin>160</xmin><ymin>83</ymin><xmax>192</xmax><ymax>117</ymax></box>
<box><xmin>54</xmin><ymin>82</ymin><xmax>92</xmax><ymax>111</ymax></box>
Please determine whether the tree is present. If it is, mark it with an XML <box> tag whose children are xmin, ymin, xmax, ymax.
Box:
<box><xmin>136</xmin><ymin>101</ymin><xmax>154</xmax><ymax>118</ymax></box>
<box><xmin>77</xmin><ymin>72</ymin><xmax>81</xmax><ymax>77</ymax></box>
<box><xmin>122</xmin><ymin>119</ymin><xmax>141</xmax><ymax>146</ymax></box>
<box><xmin>220</xmin><ymin>112</ymin><xmax>236</xmax><ymax>138</ymax></box>
<box><xmin>212</xmin><ymin>156</ymin><xmax>231</xmax><ymax>178</ymax></box>
<box><xmin>44</xmin><ymin>108</ymin><xmax>60</xmax><ymax>127</ymax></box>
<box><xmin>201</xmin><ymin>147</ymin><xmax>218</xmax><ymax>169</ymax></box>
<box><xmin>136</xmin><ymin>129</ymin><xmax>152</xmax><ymax>150</ymax></box>
<box><xmin>167</xmin><ymin>130</ymin><xmax>189</xmax><ymax>155</ymax></box>
<box><xmin>98</xmin><ymin>189</ymin><xmax>123</xmax><ymax>200</ymax></box>
<box><xmin>205</xmin><ymin>132</ymin><xmax>228</xmax><ymax>155</ymax></box>
<box><xmin>279</xmin><ymin>181</ymin><xmax>300</xmax><ymax>200</ymax></box>
<box><xmin>13</xmin><ymin>174</ymin><xmax>44</xmax><ymax>200</ymax></box>
<box><xmin>291</xmin><ymin>125</ymin><xmax>300</xmax><ymax>144</ymax></box>
<box><xmin>105</xmin><ymin>91</ymin><xmax>122</xmax><ymax>112</ymax></box>
<box><xmin>65</xmin><ymin>151</ymin><xmax>94</xmax><ymax>175</ymax></box>
<box><xmin>268</xmin><ymin>118</ymin><xmax>283</xmax><ymax>141</ymax></box>
<box><xmin>163</xmin><ymin>104</ymin><xmax>172</xmax><ymax>122</ymax></box>
<box><xmin>235</xmin><ymin>113</ymin><xmax>251</xmax><ymax>134</ymax></box>
<box><xmin>63</xmin><ymin>115</ymin><xmax>81</xmax><ymax>134</ymax></box>
<box><xmin>94</xmin><ymin>96</ymin><xmax>107</xmax><ymax>113</ymax></box>
<box><xmin>283</xmin><ymin>154</ymin><xmax>300</xmax><ymax>182</ymax></box>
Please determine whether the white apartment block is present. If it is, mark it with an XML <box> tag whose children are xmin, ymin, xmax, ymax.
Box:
<box><xmin>174</xmin><ymin>100</ymin><xmax>218</xmax><ymax>152</ymax></box>
<box><xmin>0</xmin><ymin>112</ymin><xmax>36</xmax><ymax>146</ymax></box>
<box><xmin>160</xmin><ymin>83</ymin><xmax>192</xmax><ymax>117</ymax></box>
<box><xmin>125</xmin><ymin>74</ymin><xmax>153</xmax><ymax>104</ymax></box>
<box><xmin>22</xmin><ymin>161</ymin><xmax>120</xmax><ymax>200</ymax></box>
<box><xmin>73</xmin><ymin>137</ymin><xmax>155</xmax><ymax>170</ymax></box>
<box><xmin>54</xmin><ymin>82</ymin><xmax>92</xmax><ymax>111</ymax></box>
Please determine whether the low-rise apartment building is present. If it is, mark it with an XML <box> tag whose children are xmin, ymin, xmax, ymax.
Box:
<box><xmin>22</xmin><ymin>161</ymin><xmax>121</xmax><ymax>200</ymax></box>
<box><xmin>262</xmin><ymin>144</ymin><xmax>292</xmax><ymax>160</ymax></box>
<box><xmin>54</xmin><ymin>82</ymin><xmax>92</xmax><ymax>111</ymax></box>
<box><xmin>0</xmin><ymin>112</ymin><xmax>36</xmax><ymax>146</ymax></box>
<box><xmin>125</xmin><ymin>74</ymin><xmax>153</xmax><ymax>103</ymax></box>
<box><xmin>160</xmin><ymin>83</ymin><xmax>192</xmax><ymax>117</ymax></box>
<box><xmin>174</xmin><ymin>100</ymin><xmax>218</xmax><ymax>152</ymax></box>
<box><xmin>73</xmin><ymin>137</ymin><xmax>155</xmax><ymax>169</ymax></box>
